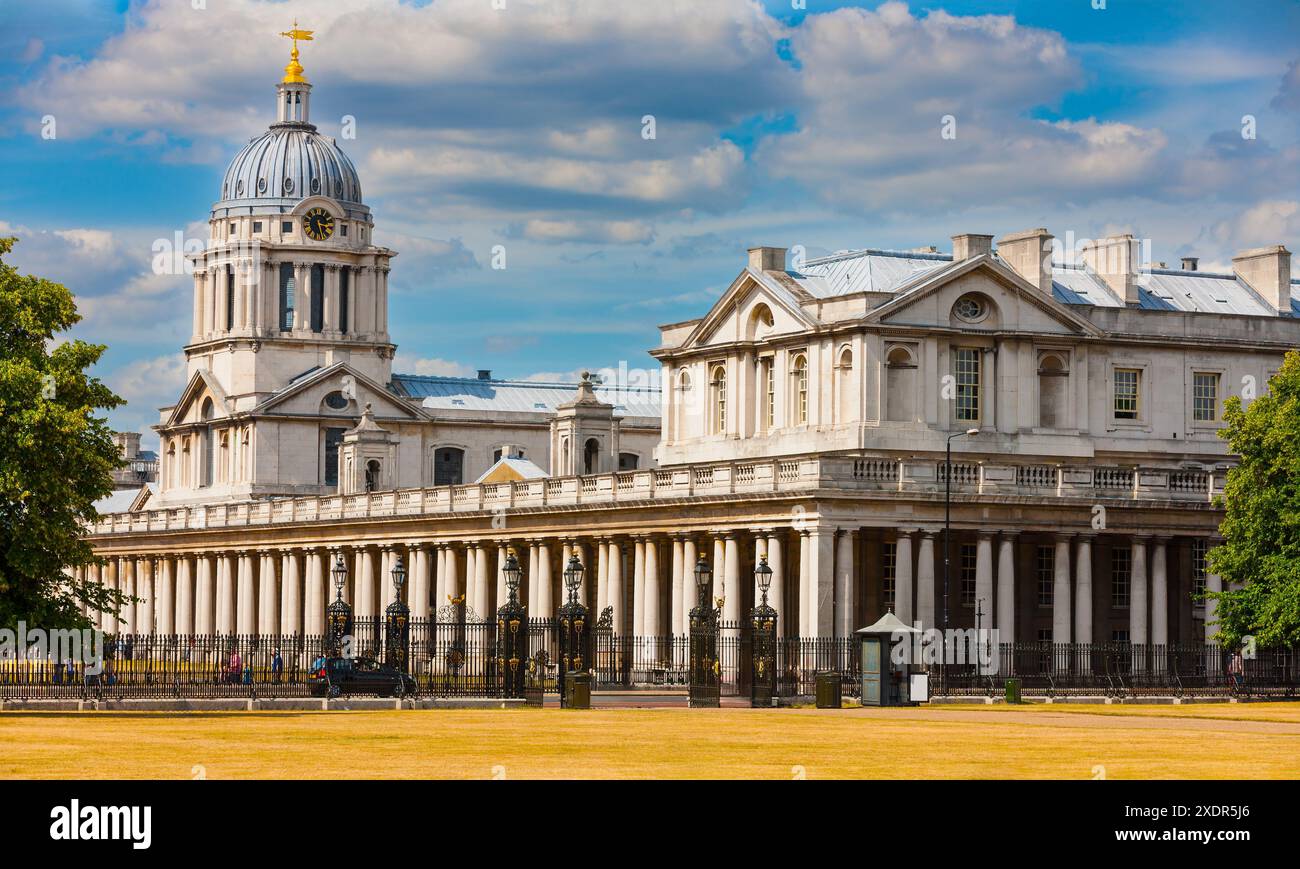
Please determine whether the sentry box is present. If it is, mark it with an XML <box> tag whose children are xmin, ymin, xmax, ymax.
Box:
<box><xmin>856</xmin><ymin>611</ymin><xmax>926</xmax><ymax>706</ymax></box>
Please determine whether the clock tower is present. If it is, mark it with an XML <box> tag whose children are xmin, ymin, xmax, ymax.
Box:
<box><xmin>184</xmin><ymin>24</ymin><xmax>396</xmax><ymax>401</ymax></box>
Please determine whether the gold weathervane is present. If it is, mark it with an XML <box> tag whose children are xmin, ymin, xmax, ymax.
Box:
<box><xmin>279</xmin><ymin>21</ymin><xmax>314</xmax><ymax>84</ymax></box>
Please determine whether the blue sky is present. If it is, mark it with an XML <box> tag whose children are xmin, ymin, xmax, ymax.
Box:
<box><xmin>2</xmin><ymin>0</ymin><xmax>1298</xmax><ymax>441</ymax></box>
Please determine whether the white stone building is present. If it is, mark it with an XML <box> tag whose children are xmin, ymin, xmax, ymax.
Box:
<box><xmin>81</xmin><ymin>43</ymin><xmax>1300</xmax><ymax>662</ymax></box>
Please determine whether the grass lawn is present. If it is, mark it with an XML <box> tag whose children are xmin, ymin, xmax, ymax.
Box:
<box><xmin>1</xmin><ymin>703</ymin><xmax>1298</xmax><ymax>779</ymax></box>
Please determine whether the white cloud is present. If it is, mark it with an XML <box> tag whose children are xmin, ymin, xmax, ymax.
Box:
<box><xmin>393</xmin><ymin>356</ymin><xmax>477</xmax><ymax>378</ymax></box>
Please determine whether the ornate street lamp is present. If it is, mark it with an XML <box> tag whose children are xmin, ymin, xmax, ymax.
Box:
<box><xmin>496</xmin><ymin>549</ymin><xmax>527</xmax><ymax>699</ymax></box>
<box><xmin>689</xmin><ymin>554</ymin><xmax>720</xmax><ymax>708</ymax></box>
<box><xmin>326</xmin><ymin>551</ymin><xmax>352</xmax><ymax>657</ymax></box>
<box><xmin>384</xmin><ymin>554</ymin><xmax>411</xmax><ymax>675</ymax></box>
<box><xmin>558</xmin><ymin>553</ymin><xmax>591</xmax><ymax>708</ymax></box>
<box><xmin>750</xmin><ymin>554</ymin><xmax>778</xmax><ymax>707</ymax></box>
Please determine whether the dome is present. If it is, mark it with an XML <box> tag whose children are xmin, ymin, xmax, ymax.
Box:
<box><xmin>217</xmin><ymin>123</ymin><xmax>364</xmax><ymax>210</ymax></box>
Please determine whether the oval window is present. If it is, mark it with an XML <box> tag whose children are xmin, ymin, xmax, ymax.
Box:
<box><xmin>954</xmin><ymin>295</ymin><xmax>985</xmax><ymax>322</ymax></box>
<box><xmin>283</xmin><ymin>177</ymin><xmax>295</xmax><ymax>194</ymax></box>
<box><xmin>324</xmin><ymin>391</ymin><xmax>349</xmax><ymax>410</ymax></box>
<box><xmin>257</xmin><ymin>177</ymin><xmax>267</xmax><ymax>193</ymax></box>
<box><xmin>311</xmin><ymin>177</ymin><xmax>321</xmax><ymax>194</ymax></box>
<box><xmin>236</xmin><ymin>180</ymin><xmax>244</xmax><ymax>196</ymax></box>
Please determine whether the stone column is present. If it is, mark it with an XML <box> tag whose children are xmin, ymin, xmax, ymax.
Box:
<box><xmin>805</xmin><ymin>526</ymin><xmax>834</xmax><ymax>638</ymax></box>
<box><xmin>916</xmin><ymin>531</ymin><xmax>936</xmax><ymax>630</ymax></box>
<box><xmin>195</xmin><ymin>555</ymin><xmax>214</xmax><ymax>635</ymax></box>
<box><xmin>525</xmin><ymin>543</ymin><xmax>539</xmax><ymax>617</ymax></box>
<box><xmin>281</xmin><ymin>550</ymin><xmax>302</xmax><ymax>635</ymax></box>
<box><xmin>218</xmin><ymin>553</ymin><xmax>237</xmax><ymax>634</ymax></box>
<box><xmin>138</xmin><ymin>556</ymin><xmax>155</xmax><ymax>635</ymax></box>
<box><xmin>1130</xmin><ymin>537</ymin><xmax>1149</xmax><ymax>646</ymax></box>
<box><xmin>975</xmin><ymin>532</ymin><xmax>994</xmax><ymax>633</ymax></box>
<box><xmin>1052</xmin><ymin>535</ymin><xmax>1072</xmax><ymax>644</ymax></box>
<box><xmin>670</xmin><ymin>536</ymin><xmax>686</xmax><ymax>636</ymax></box>
<box><xmin>835</xmin><ymin>529</ymin><xmax>855</xmax><ymax>638</ymax></box>
<box><xmin>895</xmin><ymin>530</ymin><xmax>915</xmax><ymax>626</ymax></box>
<box><xmin>712</xmin><ymin>534</ymin><xmax>727</xmax><ymax>610</ymax></box>
<box><xmin>121</xmin><ymin>557</ymin><xmax>138</xmax><ymax>634</ymax></box>
<box><xmin>236</xmin><ymin>551</ymin><xmax>257</xmax><ymax>634</ymax></box>
<box><xmin>723</xmin><ymin>533</ymin><xmax>742</xmax><ymax>625</ymax></box>
<box><xmin>357</xmin><ymin>548</ymin><xmax>376</xmax><ymax>620</ymax></box>
<box><xmin>798</xmin><ymin>530</ymin><xmax>810</xmax><ymax>636</ymax></box>
<box><xmin>996</xmin><ymin>533</ymin><xmax>1016</xmax><ymax>646</ymax></box>
<box><xmin>632</xmin><ymin>537</ymin><xmax>646</xmax><ymax>636</ymax></box>
<box><xmin>305</xmin><ymin>549</ymin><xmax>326</xmax><ymax>635</ymax></box>
<box><xmin>1074</xmin><ymin>534</ymin><xmax>1093</xmax><ymax>645</ymax></box>
<box><xmin>175</xmin><ymin>556</ymin><xmax>194</xmax><ymax>636</ymax></box>
<box><xmin>537</xmin><ymin>542</ymin><xmax>554</xmax><ymax>621</ymax></box>
<box><xmin>255</xmin><ymin>551</ymin><xmax>275</xmax><ymax>635</ymax></box>
<box><xmin>766</xmin><ymin>531</ymin><xmax>784</xmax><ymax>638</ymax></box>
<box><xmin>1151</xmin><ymin>538</ymin><xmax>1169</xmax><ymax>646</ymax></box>
<box><xmin>644</xmin><ymin>536</ymin><xmax>661</xmax><ymax>639</ymax></box>
<box><xmin>157</xmin><ymin>556</ymin><xmax>175</xmax><ymax>635</ymax></box>
<box><xmin>442</xmin><ymin>545</ymin><xmax>460</xmax><ymax>608</ymax></box>
<box><xmin>603</xmin><ymin>540</ymin><xmax>621</xmax><ymax>632</ymax></box>
<box><xmin>411</xmin><ymin>545</ymin><xmax>430</xmax><ymax>620</ymax></box>
<box><xmin>680</xmin><ymin>536</ymin><xmax>697</xmax><ymax>630</ymax></box>
<box><xmin>293</xmin><ymin>262</ymin><xmax>309</xmax><ymax>332</ymax></box>
<box><xmin>596</xmin><ymin>538</ymin><xmax>609</xmax><ymax>616</ymax></box>
<box><xmin>474</xmin><ymin>545</ymin><xmax>491</xmax><ymax>618</ymax></box>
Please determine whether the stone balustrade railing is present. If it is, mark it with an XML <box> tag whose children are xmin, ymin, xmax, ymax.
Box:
<box><xmin>89</xmin><ymin>455</ymin><xmax>1228</xmax><ymax>536</ymax></box>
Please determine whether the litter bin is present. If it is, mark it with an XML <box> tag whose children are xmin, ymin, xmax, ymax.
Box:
<box><xmin>564</xmin><ymin>671</ymin><xmax>592</xmax><ymax>709</ymax></box>
<box><xmin>815</xmin><ymin>671</ymin><xmax>842</xmax><ymax>709</ymax></box>
<box><xmin>1004</xmin><ymin>678</ymin><xmax>1022</xmax><ymax>704</ymax></box>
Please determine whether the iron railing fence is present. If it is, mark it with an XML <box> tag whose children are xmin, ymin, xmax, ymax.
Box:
<box><xmin>1</xmin><ymin>627</ymin><xmax>1294</xmax><ymax>700</ymax></box>
<box><xmin>935</xmin><ymin>642</ymin><xmax>1299</xmax><ymax>698</ymax></box>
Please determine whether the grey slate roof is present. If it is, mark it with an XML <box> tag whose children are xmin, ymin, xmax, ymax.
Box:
<box><xmin>391</xmin><ymin>374</ymin><xmax>661</xmax><ymax>419</ymax></box>
<box><xmin>789</xmin><ymin>247</ymin><xmax>1300</xmax><ymax>316</ymax></box>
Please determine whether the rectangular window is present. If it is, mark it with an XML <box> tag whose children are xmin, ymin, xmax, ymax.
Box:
<box><xmin>761</xmin><ymin>358</ymin><xmax>775</xmax><ymax>431</ymax></box>
<box><xmin>960</xmin><ymin>542</ymin><xmax>977</xmax><ymax>605</ymax></box>
<box><xmin>1114</xmin><ymin>368</ymin><xmax>1140</xmax><ymax>419</ymax></box>
<box><xmin>279</xmin><ymin>263</ymin><xmax>295</xmax><ymax>331</ymax></box>
<box><xmin>1112</xmin><ymin>546</ymin><xmax>1132</xmax><ymax>608</ymax></box>
<box><xmin>252</xmin><ymin>221</ymin><xmax>262</xmax><ymax>234</ymax></box>
<box><xmin>1111</xmin><ymin>630</ymin><xmax>1130</xmax><ymax>644</ymax></box>
<box><xmin>1193</xmin><ymin>372</ymin><xmax>1218</xmax><ymax>422</ymax></box>
<box><xmin>323</xmin><ymin>428</ymin><xmax>347</xmax><ymax>488</ymax></box>
<box><xmin>955</xmin><ymin>348</ymin><xmax>980</xmax><ymax>422</ymax></box>
<box><xmin>229</xmin><ymin>222</ymin><xmax>236</xmax><ymax>237</ymax></box>
<box><xmin>882</xmin><ymin>542</ymin><xmax>897</xmax><ymax>609</ymax></box>
<box><xmin>340</xmin><ymin>224</ymin><xmax>348</xmax><ymax>237</ymax></box>
<box><xmin>1192</xmin><ymin>539</ymin><xmax>1208</xmax><ymax>597</ymax></box>
<box><xmin>225</xmin><ymin>265</ymin><xmax>235</xmax><ymax>331</ymax></box>
<box><xmin>1037</xmin><ymin>545</ymin><xmax>1055</xmax><ymax>606</ymax></box>
<box><xmin>339</xmin><ymin>268</ymin><xmax>350</xmax><ymax>334</ymax></box>
<box><xmin>281</xmin><ymin>221</ymin><xmax>293</xmax><ymax>234</ymax></box>
<box><xmin>1037</xmin><ymin>628</ymin><xmax>1053</xmax><ymax>643</ymax></box>
<box><xmin>310</xmin><ymin>264</ymin><xmax>325</xmax><ymax>333</ymax></box>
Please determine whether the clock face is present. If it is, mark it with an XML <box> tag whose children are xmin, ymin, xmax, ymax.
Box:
<box><xmin>303</xmin><ymin>207</ymin><xmax>334</xmax><ymax>241</ymax></box>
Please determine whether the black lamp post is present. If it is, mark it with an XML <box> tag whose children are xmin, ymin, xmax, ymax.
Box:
<box><xmin>326</xmin><ymin>551</ymin><xmax>352</xmax><ymax>657</ymax></box>
<box><xmin>942</xmin><ymin>427</ymin><xmax>979</xmax><ymax>691</ymax></box>
<box><xmin>558</xmin><ymin>554</ymin><xmax>590</xmax><ymax>707</ymax></box>
<box><xmin>750</xmin><ymin>555</ymin><xmax>777</xmax><ymax>707</ymax></box>
<box><xmin>689</xmin><ymin>554</ymin><xmax>720</xmax><ymax>708</ymax></box>
<box><xmin>384</xmin><ymin>554</ymin><xmax>411</xmax><ymax>673</ymax></box>
<box><xmin>496</xmin><ymin>549</ymin><xmax>527</xmax><ymax>699</ymax></box>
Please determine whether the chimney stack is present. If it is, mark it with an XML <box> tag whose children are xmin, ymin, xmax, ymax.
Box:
<box><xmin>477</xmin><ymin>369</ymin><xmax>492</xmax><ymax>381</ymax></box>
<box><xmin>747</xmin><ymin>246</ymin><xmax>787</xmax><ymax>272</ymax></box>
<box><xmin>1180</xmin><ymin>256</ymin><xmax>1199</xmax><ymax>272</ymax></box>
<box><xmin>995</xmin><ymin>228</ymin><xmax>1055</xmax><ymax>295</ymax></box>
<box><xmin>951</xmin><ymin>233</ymin><xmax>994</xmax><ymax>261</ymax></box>
<box><xmin>1233</xmin><ymin>245</ymin><xmax>1293</xmax><ymax>315</ymax></box>
<box><xmin>1080</xmin><ymin>235</ymin><xmax>1142</xmax><ymax>306</ymax></box>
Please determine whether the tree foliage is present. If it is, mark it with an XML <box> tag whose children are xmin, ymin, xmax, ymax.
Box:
<box><xmin>1208</xmin><ymin>350</ymin><xmax>1300</xmax><ymax>647</ymax></box>
<box><xmin>0</xmin><ymin>236</ymin><xmax>129</xmax><ymax>629</ymax></box>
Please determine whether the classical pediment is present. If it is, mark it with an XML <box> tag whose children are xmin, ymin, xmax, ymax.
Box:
<box><xmin>867</xmin><ymin>255</ymin><xmax>1103</xmax><ymax>338</ymax></box>
<box><xmin>251</xmin><ymin>362</ymin><xmax>424</xmax><ymax>421</ymax></box>
<box><xmin>160</xmin><ymin>369</ymin><xmax>232</xmax><ymax>428</ymax></box>
<box><xmin>679</xmin><ymin>268</ymin><xmax>820</xmax><ymax>350</ymax></box>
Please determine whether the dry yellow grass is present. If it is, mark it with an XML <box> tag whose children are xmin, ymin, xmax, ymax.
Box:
<box><xmin>2</xmin><ymin>704</ymin><xmax>1298</xmax><ymax>779</ymax></box>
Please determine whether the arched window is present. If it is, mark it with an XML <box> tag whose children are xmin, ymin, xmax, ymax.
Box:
<box><xmin>1038</xmin><ymin>353</ymin><xmax>1069</xmax><ymax>429</ymax></box>
<box><xmin>790</xmin><ymin>354</ymin><xmax>808</xmax><ymax>425</ymax></box>
<box><xmin>885</xmin><ymin>346</ymin><xmax>917</xmax><ymax>423</ymax></box>
<box><xmin>365</xmin><ymin>459</ymin><xmax>381</xmax><ymax>492</ymax></box>
<box><xmin>200</xmin><ymin>398</ymin><xmax>215</xmax><ymax>488</ymax></box>
<box><xmin>584</xmin><ymin>438</ymin><xmax>600</xmax><ymax>475</ymax></box>
<box><xmin>434</xmin><ymin>447</ymin><xmax>464</xmax><ymax>486</ymax></box>
<box><xmin>709</xmin><ymin>364</ymin><xmax>727</xmax><ymax>434</ymax></box>
<box><xmin>835</xmin><ymin>347</ymin><xmax>855</xmax><ymax>423</ymax></box>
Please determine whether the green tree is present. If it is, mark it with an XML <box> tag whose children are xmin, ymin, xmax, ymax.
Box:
<box><xmin>1208</xmin><ymin>350</ymin><xmax>1300</xmax><ymax>648</ymax></box>
<box><xmin>0</xmin><ymin>236</ymin><xmax>129</xmax><ymax>630</ymax></box>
